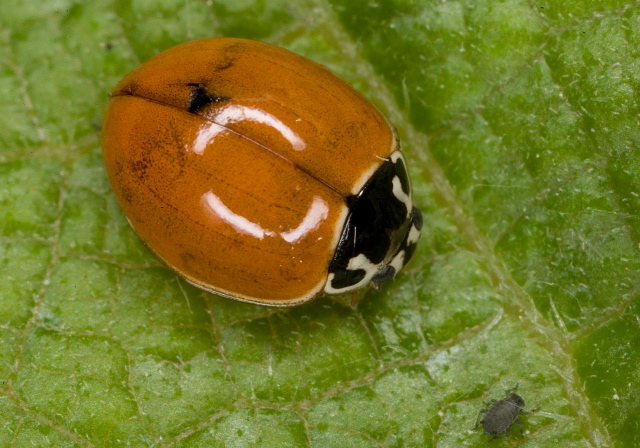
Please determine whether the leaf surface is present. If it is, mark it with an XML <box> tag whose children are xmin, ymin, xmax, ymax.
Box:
<box><xmin>0</xmin><ymin>0</ymin><xmax>637</xmax><ymax>446</ymax></box>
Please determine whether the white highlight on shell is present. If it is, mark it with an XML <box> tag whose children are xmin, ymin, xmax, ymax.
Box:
<box><xmin>216</xmin><ymin>105</ymin><xmax>306</xmax><ymax>150</ymax></box>
<box><xmin>190</xmin><ymin>104</ymin><xmax>306</xmax><ymax>155</ymax></box>
<box><xmin>202</xmin><ymin>191</ymin><xmax>276</xmax><ymax>239</ymax></box>
<box><xmin>202</xmin><ymin>191</ymin><xmax>327</xmax><ymax>243</ymax></box>
<box><xmin>280</xmin><ymin>196</ymin><xmax>329</xmax><ymax>243</ymax></box>
<box><xmin>191</xmin><ymin>121</ymin><xmax>227</xmax><ymax>155</ymax></box>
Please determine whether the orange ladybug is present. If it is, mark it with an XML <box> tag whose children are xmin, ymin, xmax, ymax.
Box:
<box><xmin>102</xmin><ymin>38</ymin><xmax>422</xmax><ymax>306</ymax></box>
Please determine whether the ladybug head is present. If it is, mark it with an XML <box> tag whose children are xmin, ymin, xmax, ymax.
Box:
<box><xmin>325</xmin><ymin>151</ymin><xmax>422</xmax><ymax>294</ymax></box>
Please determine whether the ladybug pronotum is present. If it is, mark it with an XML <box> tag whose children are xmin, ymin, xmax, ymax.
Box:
<box><xmin>102</xmin><ymin>38</ymin><xmax>422</xmax><ymax>306</ymax></box>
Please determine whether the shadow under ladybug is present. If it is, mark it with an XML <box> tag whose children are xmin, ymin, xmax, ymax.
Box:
<box><xmin>474</xmin><ymin>384</ymin><xmax>537</xmax><ymax>439</ymax></box>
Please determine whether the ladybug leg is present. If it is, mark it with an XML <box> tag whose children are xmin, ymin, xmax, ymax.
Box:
<box><xmin>349</xmin><ymin>291</ymin><xmax>361</xmax><ymax>308</ymax></box>
<box><xmin>473</xmin><ymin>409</ymin><xmax>488</xmax><ymax>430</ymax></box>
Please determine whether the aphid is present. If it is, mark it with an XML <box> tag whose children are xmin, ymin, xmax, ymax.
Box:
<box><xmin>474</xmin><ymin>384</ymin><xmax>535</xmax><ymax>438</ymax></box>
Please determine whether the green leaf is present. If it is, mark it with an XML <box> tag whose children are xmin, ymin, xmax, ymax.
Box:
<box><xmin>0</xmin><ymin>0</ymin><xmax>636</xmax><ymax>446</ymax></box>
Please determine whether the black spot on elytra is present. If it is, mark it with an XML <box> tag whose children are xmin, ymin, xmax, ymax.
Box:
<box><xmin>214</xmin><ymin>59</ymin><xmax>235</xmax><ymax>72</ymax></box>
<box><xmin>225</xmin><ymin>41</ymin><xmax>249</xmax><ymax>55</ymax></box>
<box><xmin>129</xmin><ymin>148</ymin><xmax>157</xmax><ymax>181</ymax></box>
<box><xmin>124</xmin><ymin>81</ymin><xmax>137</xmax><ymax>96</ymax></box>
<box><xmin>130</xmin><ymin>158</ymin><xmax>151</xmax><ymax>180</ymax></box>
<box><xmin>180</xmin><ymin>252</ymin><xmax>196</xmax><ymax>266</ymax></box>
<box><xmin>119</xmin><ymin>184</ymin><xmax>135</xmax><ymax>204</ymax></box>
<box><xmin>187</xmin><ymin>83</ymin><xmax>230</xmax><ymax>114</ymax></box>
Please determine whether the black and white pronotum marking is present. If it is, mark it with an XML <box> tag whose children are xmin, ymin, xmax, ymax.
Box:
<box><xmin>325</xmin><ymin>151</ymin><xmax>422</xmax><ymax>293</ymax></box>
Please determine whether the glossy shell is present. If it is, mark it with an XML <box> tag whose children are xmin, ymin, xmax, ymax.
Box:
<box><xmin>102</xmin><ymin>38</ymin><xmax>421</xmax><ymax>306</ymax></box>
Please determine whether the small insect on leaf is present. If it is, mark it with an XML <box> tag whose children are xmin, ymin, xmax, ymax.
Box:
<box><xmin>473</xmin><ymin>384</ymin><xmax>538</xmax><ymax>439</ymax></box>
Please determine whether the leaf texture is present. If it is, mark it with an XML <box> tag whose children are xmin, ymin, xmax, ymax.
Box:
<box><xmin>0</xmin><ymin>0</ymin><xmax>638</xmax><ymax>446</ymax></box>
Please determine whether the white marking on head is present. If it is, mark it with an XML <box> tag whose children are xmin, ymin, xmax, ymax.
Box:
<box><xmin>324</xmin><ymin>273</ymin><xmax>339</xmax><ymax>294</ymax></box>
<box><xmin>407</xmin><ymin>224</ymin><xmax>421</xmax><ymax>246</ymax></box>
<box><xmin>324</xmin><ymin>253</ymin><xmax>381</xmax><ymax>294</ymax></box>
<box><xmin>388</xmin><ymin>250</ymin><xmax>405</xmax><ymax>276</ymax></box>
<box><xmin>347</xmin><ymin>253</ymin><xmax>377</xmax><ymax>272</ymax></box>
<box><xmin>390</xmin><ymin>151</ymin><xmax>404</xmax><ymax>164</ymax></box>
<box><xmin>390</xmin><ymin>151</ymin><xmax>413</xmax><ymax>217</ymax></box>
<box><xmin>392</xmin><ymin>176</ymin><xmax>412</xmax><ymax>217</ymax></box>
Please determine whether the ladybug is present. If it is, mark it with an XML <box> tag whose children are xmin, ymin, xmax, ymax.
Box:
<box><xmin>102</xmin><ymin>38</ymin><xmax>422</xmax><ymax>306</ymax></box>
